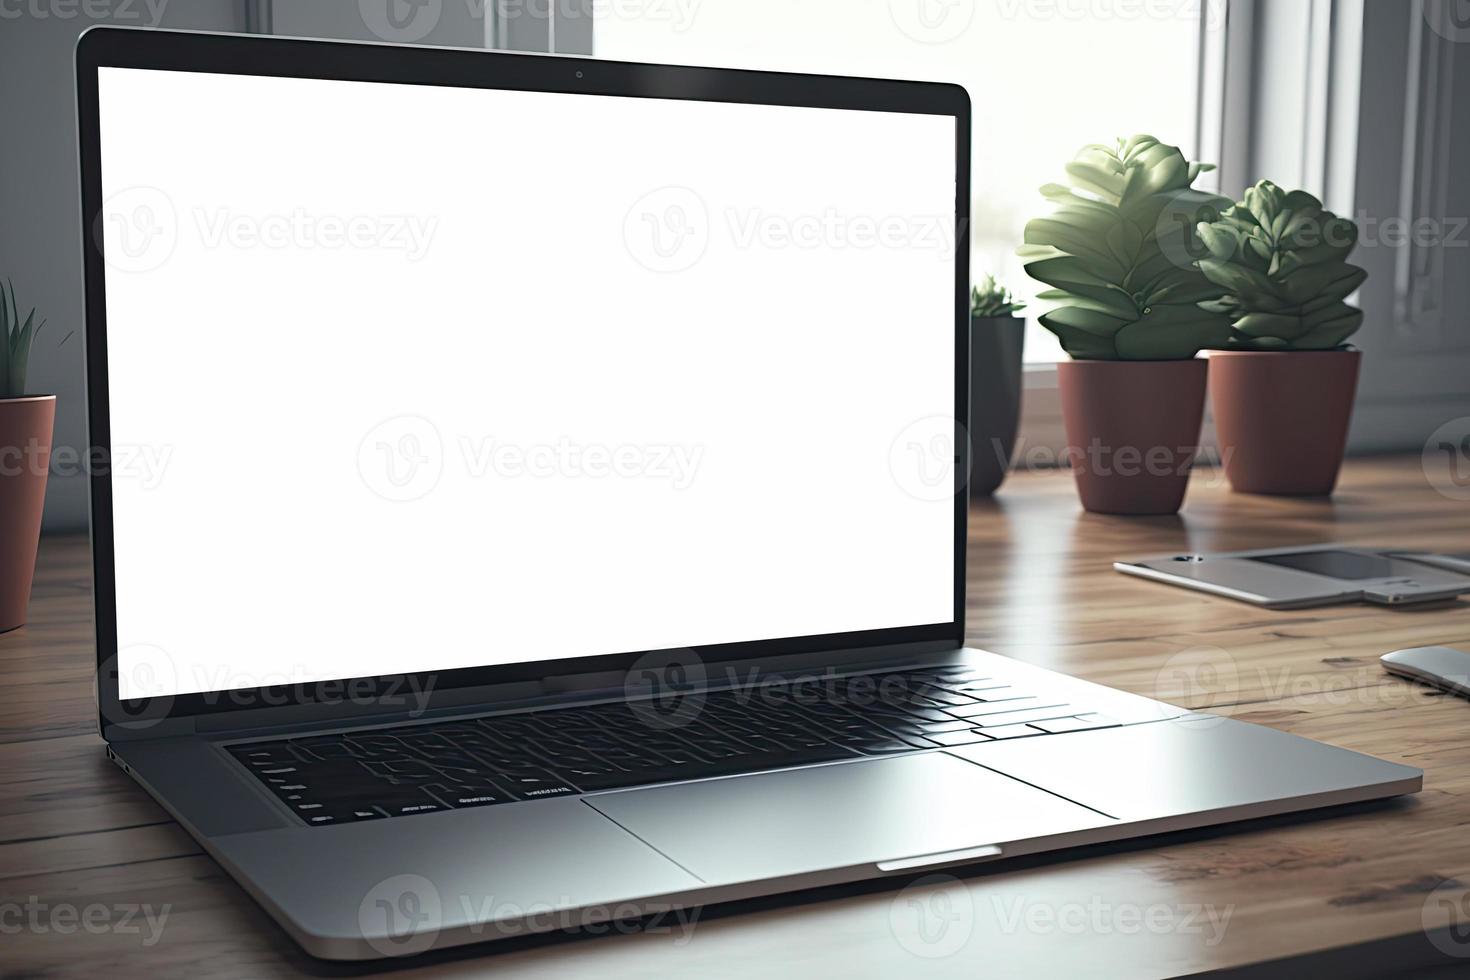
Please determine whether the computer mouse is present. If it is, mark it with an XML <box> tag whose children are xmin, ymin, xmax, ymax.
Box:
<box><xmin>1381</xmin><ymin>646</ymin><xmax>1470</xmax><ymax>700</ymax></box>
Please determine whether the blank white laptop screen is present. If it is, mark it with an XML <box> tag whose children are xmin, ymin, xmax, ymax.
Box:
<box><xmin>96</xmin><ymin>67</ymin><xmax>957</xmax><ymax>700</ymax></box>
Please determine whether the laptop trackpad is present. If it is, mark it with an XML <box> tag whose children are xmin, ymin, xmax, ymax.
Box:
<box><xmin>585</xmin><ymin>753</ymin><xmax>1110</xmax><ymax>884</ymax></box>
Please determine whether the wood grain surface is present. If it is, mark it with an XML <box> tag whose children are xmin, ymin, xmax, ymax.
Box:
<box><xmin>3</xmin><ymin>457</ymin><xmax>1469</xmax><ymax>979</ymax></box>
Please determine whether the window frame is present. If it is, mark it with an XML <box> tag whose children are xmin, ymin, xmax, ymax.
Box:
<box><xmin>995</xmin><ymin>0</ymin><xmax>1236</xmax><ymax>457</ymax></box>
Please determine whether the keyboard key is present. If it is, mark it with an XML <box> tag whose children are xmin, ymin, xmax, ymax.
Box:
<box><xmin>976</xmin><ymin>724</ymin><xmax>1045</xmax><ymax>739</ymax></box>
<box><xmin>386</xmin><ymin>800</ymin><xmax>446</xmax><ymax>816</ymax></box>
<box><xmin>927</xmin><ymin>729</ymin><xmax>992</xmax><ymax>746</ymax></box>
<box><xmin>1029</xmin><ymin>715</ymin><xmax>1119</xmax><ymax>734</ymax></box>
<box><xmin>911</xmin><ymin>688</ymin><xmax>981</xmax><ymax>706</ymax></box>
<box><xmin>425</xmin><ymin>784</ymin><xmax>511</xmax><ymax>808</ymax></box>
<box><xmin>500</xmin><ymin>772</ymin><xmax>577</xmax><ymax>799</ymax></box>
<box><xmin>947</xmin><ymin>699</ymin><xmax>1061</xmax><ymax>720</ymax></box>
<box><xmin>236</xmin><ymin>745</ymin><xmax>297</xmax><ymax>765</ymax></box>
<box><xmin>970</xmin><ymin>706</ymin><xmax>1085</xmax><ymax>729</ymax></box>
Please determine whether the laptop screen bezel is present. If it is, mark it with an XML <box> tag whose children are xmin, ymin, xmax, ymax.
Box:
<box><xmin>78</xmin><ymin>27</ymin><xmax>971</xmax><ymax>727</ymax></box>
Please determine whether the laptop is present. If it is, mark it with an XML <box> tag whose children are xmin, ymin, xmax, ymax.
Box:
<box><xmin>78</xmin><ymin>28</ymin><xmax>1421</xmax><ymax>961</ymax></box>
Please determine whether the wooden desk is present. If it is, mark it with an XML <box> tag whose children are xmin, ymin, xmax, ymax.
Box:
<box><xmin>3</xmin><ymin>456</ymin><xmax>1469</xmax><ymax>978</ymax></box>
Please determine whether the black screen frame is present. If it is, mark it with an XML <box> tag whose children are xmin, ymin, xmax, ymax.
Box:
<box><xmin>77</xmin><ymin>27</ymin><xmax>972</xmax><ymax>727</ymax></box>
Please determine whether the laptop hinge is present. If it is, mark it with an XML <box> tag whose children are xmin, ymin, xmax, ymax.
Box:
<box><xmin>102</xmin><ymin>638</ymin><xmax>964</xmax><ymax>742</ymax></box>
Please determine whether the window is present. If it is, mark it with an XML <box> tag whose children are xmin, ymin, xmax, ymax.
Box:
<box><xmin>596</xmin><ymin>0</ymin><xmax>1212</xmax><ymax>364</ymax></box>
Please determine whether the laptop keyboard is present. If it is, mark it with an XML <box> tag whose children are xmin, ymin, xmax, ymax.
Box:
<box><xmin>226</xmin><ymin>665</ymin><xmax>1119</xmax><ymax>826</ymax></box>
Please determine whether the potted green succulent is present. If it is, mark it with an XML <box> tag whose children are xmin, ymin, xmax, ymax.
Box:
<box><xmin>968</xmin><ymin>274</ymin><xmax>1026</xmax><ymax>497</ymax></box>
<box><xmin>1196</xmin><ymin>181</ymin><xmax>1366</xmax><ymax>495</ymax></box>
<box><xmin>1020</xmin><ymin>135</ymin><xmax>1233</xmax><ymax>515</ymax></box>
<box><xmin>0</xmin><ymin>281</ymin><xmax>53</xmax><ymax>633</ymax></box>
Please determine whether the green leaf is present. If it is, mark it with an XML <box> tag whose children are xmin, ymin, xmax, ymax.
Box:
<box><xmin>10</xmin><ymin>312</ymin><xmax>39</xmax><ymax>397</ymax></box>
<box><xmin>1042</xmin><ymin>305</ymin><xmax>1133</xmax><ymax>338</ymax></box>
<box><xmin>0</xmin><ymin>282</ymin><xmax>11</xmax><ymax>399</ymax></box>
<box><xmin>1282</xmin><ymin>189</ymin><xmax>1325</xmax><ymax>212</ymax></box>
<box><xmin>1278</xmin><ymin>262</ymin><xmax>1347</xmax><ymax>306</ymax></box>
<box><xmin>1021</xmin><ymin>254</ymin><xmax>1114</xmax><ymax>290</ymax></box>
<box><xmin>1024</xmin><ymin>218</ymin><xmax>1127</xmax><ymax>281</ymax></box>
<box><xmin>1064</xmin><ymin>161</ymin><xmax>1128</xmax><ymax>203</ymax></box>
<box><xmin>1187</xmin><ymin>162</ymin><xmax>1217</xmax><ymax>182</ymax></box>
<box><xmin>1038</xmin><ymin>309</ymin><xmax>1119</xmax><ymax>359</ymax></box>
<box><xmin>1114</xmin><ymin>304</ymin><xmax>1231</xmax><ymax>360</ymax></box>
<box><xmin>1293</xmin><ymin>304</ymin><xmax>1363</xmax><ymax>349</ymax></box>
<box><xmin>1148</xmin><ymin>276</ymin><xmax>1228</xmax><ymax>306</ymax></box>
<box><xmin>1198</xmin><ymin>297</ymin><xmax>1239</xmax><ymax>316</ymax></box>
<box><xmin>0</xmin><ymin>280</ymin><xmax>41</xmax><ymax>398</ymax></box>
<box><xmin>1198</xmin><ymin>259</ymin><xmax>1288</xmax><ymax>309</ymax></box>
<box><xmin>1196</xmin><ymin>223</ymin><xmax>1241</xmax><ymax>262</ymax></box>
<box><xmin>1232</xmin><ymin>312</ymin><xmax>1302</xmax><ymax>341</ymax></box>
<box><xmin>1105</xmin><ymin>220</ymin><xmax>1144</xmax><ymax>269</ymax></box>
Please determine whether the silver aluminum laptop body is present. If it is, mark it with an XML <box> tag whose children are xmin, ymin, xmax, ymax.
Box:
<box><xmin>106</xmin><ymin>647</ymin><xmax>1419</xmax><ymax>960</ymax></box>
<box><xmin>79</xmin><ymin>28</ymin><xmax>1421</xmax><ymax>962</ymax></box>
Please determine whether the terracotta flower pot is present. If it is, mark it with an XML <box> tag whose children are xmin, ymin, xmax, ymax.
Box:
<box><xmin>1057</xmin><ymin>360</ymin><xmax>1207</xmax><ymax>516</ymax></box>
<box><xmin>968</xmin><ymin>315</ymin><xmax>1025</xmax><ymax>498</ymax></box>
<box><xmin>0</xmin><ymin>396</ymin><xmax>55</xmax><ymax>633</ymax></box>
<box><xmin>1209</xmin><ymin>350</ymin><xmax>1360</xmax><ymax>496</ymax></box>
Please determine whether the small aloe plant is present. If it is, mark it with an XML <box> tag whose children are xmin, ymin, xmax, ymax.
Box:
<box><xmin>0</xmin><ymin>281</ymin><xmax>43</xmax><ymax>399</ymax></box>
<box><xmin>970</xmin><ymin>273</ymin><xmax>1026</xmax><ymax>318</ymax></box>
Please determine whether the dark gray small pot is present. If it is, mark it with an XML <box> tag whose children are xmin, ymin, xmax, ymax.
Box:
<box><xmin>968</xmin><ymin>315</ymin><xmax>1026</xmax><ymax>498</ymax></box>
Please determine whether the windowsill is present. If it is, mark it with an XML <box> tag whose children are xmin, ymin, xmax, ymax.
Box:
<box><xmin>1015</xmin><ymin>363</ymin><xmax>1064</xmax><ymax>461</ymax></box>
